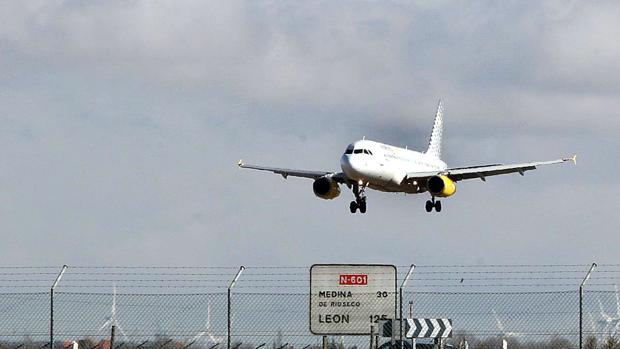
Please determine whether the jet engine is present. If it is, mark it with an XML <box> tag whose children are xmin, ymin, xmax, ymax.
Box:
<box><xmin>427</xmin><ymin>175</ymin><xmax>457</xmax><ymax>197</ymax></box>
<box><xmin>313</xmin><ymin>176</ymin><xmax>341</xmax><ymax>200</ymax></box>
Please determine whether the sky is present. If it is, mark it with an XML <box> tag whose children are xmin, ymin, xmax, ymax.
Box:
<box><xmin>0</xmin><ymin>1</ymin><xmax>619</xmax><ymax>268</ymax></box>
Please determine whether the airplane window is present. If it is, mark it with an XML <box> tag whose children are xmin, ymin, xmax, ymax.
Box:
<box><xmin>345</xmin><ymin>145</ymin><xmax>354</xmax><ymax>154</ymax></box>
<box><xmin>363</xmin><ymin>150</ymin><xmax>369</xmax><ymax>154</ymax></box>
<box><xmin>368</xmin><ymin>150</ymin><xmax>373</xmax><ymax>155</ymax></box>
<box><xmin>354</xmin><ymin>149</ymin><xmax>363</xmax><ymax>154</ymax></box>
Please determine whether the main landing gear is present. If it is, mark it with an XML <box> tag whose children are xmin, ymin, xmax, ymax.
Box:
<box><xmin>350</xmin><ymin>185</ymin><xmax>367</xmax><ymax>214</ymax></box>
<box><xmin>425</xmin><ymin>197</ymin><xmax>442</xmax><ymax>213</ymax></box>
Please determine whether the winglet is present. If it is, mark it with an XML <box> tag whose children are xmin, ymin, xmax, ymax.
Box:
<box><xmin>563</xmin><ymin>154</ymin><xmax>577</xmax><ymax>165</ymax></box>
<box><xmin>571</xmin><ymin>154</ymin><xmax>577</xmax><ymax>165</ymax></box>
<box><xmin>238</xmin><ymin>159</ymin><xmax>245</xmax><ymax>167</ymax></box>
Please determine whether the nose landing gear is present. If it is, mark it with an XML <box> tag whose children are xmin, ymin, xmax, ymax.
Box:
<box><xmin>349</xmin><ymin>184</ymin><xmax>367</xmax><ymax>214</ymax></box>
<box><xmin>425</xmin><ymin>197</ymin><xmax>442</xmax><ymax>213</ymax></box>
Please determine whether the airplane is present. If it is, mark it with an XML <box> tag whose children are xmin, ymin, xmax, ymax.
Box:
<box><xmin>238</xmin><ymin>100</ymin><xmax>576</xmax><ymax>213</ymax></box>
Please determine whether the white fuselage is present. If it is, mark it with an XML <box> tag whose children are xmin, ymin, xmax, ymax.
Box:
<box><xmin>340</xmin><ymin>140</ymin><xmax>447</xmax><ymax>193</ymax></box>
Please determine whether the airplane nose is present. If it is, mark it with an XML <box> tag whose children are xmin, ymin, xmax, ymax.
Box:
<box><xmin>340</xmin><ymin>154</ymin><xmax>352</xmax><ymax>172</ymax></box>
<box><xmin>340</xmin><ymin>155</ymin><xmax>360</xmax><ymax>176</ymax></box>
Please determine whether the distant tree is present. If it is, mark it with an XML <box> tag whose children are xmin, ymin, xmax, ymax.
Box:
<box><xmin>471</xmin><ymin>338</ymin><xmax>495</xmax><ymax>349</ymax></box>
<box><xmin>272</xmin><ymin>329</ymin><xmax>283</xmax><ymax>349</ymax></box>
<box><xmin>602</xmin><ymin>337</ymin><xmax>620</xmax><ymax>349</ymax></box>
<box><xmin>326</xmin><ymin>337</ymin><xmax>344</xmax><ymax>349</ymax></box>
<box><xmin>79</xmin><ymin>338</ymin><xmax>97</xmax><ymax>349</ymax></box>
<box><xmin>547</xmin><ymin>337</ymin><xmax>575</xmax><ymax>349</ymax></box>
<box><xmin>336</xmin><ymin>338</ymin><xmax>345</xmax><ymax>349</ymax></box>
<box><xmin>504</xmin><ymin>337</ymin><xmax>524</xmax><ymax>349</ymax></box>
<box><xmin>585</xmin><ymin>336</ymin><xmax>597</xmax><ymax>349</ymax></box>
<box><xmin>450</xmin><ymin>332</ymin><xmax>469</xmax><ymax>349</ymax></box>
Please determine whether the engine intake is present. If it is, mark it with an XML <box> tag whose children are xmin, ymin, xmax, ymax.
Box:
<box><xmin>313</xmin><ymin>176</ymin><xmax>341</xmax><ymax>200</ymax></box>
<box><xmin>427</xmin><ymin>175</ymin><xmax>456</xmax><ymax>197</ymax></box>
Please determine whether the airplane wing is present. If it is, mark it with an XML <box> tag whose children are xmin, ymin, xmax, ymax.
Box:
<box><xmin>238</xmin><ymin>160</ymin><xmax>347</xmax><ymax>182</ymax></box>
<box><xmin>406</xmin><ymin>156</ymin><xmax>576</xmax><ymax>182</ymax></box>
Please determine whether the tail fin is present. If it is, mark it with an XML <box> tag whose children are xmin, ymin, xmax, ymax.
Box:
<box><xmin>425</xmin><ymin>99</ymin><xmax>444</xmax><ymax>159</ymax></box>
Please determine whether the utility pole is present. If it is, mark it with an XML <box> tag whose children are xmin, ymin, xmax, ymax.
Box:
<box><xmin>50</xmin><ymin>265</ymin><xmax>68</xmax><ymax>349</ymax></box>
<box><xmin>400</xmin><ymin>265</ymin><xmax>415</xmax><ymax>349</ymax></box>
<box><xmin>228</xmin><ymin>266</ymin><xmax>245</xmax><ymax>349</ymax></box>
<box><xmin>580</xmin><ymin>263</ymin><xmax>597</xmax><ymax>349</ymax></box>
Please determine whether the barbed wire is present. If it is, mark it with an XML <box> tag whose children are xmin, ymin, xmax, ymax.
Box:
<box><xmin>10</xmin><ymin>276</ymin><xmax>620</xmax><ymax>283</ymax></box>
<box><xmin>3</xmin><ymin>264</ymin><xmax>619</xmax><ymax>269</ymax></box>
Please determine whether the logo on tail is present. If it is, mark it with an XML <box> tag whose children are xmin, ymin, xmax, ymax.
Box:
<box><xmin>426</xmin><ymin>100</ymin><xmax>443</xmax><ymax>159</ymax></box>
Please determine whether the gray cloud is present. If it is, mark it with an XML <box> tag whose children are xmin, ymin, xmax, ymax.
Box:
<box><xmin>0</xmin><ymin>1</ymin><xmax>618</xmax><ymax>267</ymax></box>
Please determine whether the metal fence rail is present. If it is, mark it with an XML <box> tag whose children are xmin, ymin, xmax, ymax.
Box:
<box><xmin>1</xmin><ymin>265</ymin><xmax>620</xmax><ymax>349</ymax></box>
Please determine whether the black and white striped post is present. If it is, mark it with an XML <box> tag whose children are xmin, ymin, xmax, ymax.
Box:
<box><xmin>406</xmin><ymin>319</ymin><xmax>452</xmax><ymax>338</ymax></box>
<box><xmin>380</xmin><ymin>318</ymin><xmax>452</xmax><ymax>339</ymax></box>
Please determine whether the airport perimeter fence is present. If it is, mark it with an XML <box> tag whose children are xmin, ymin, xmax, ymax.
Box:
<box><xmin>1</xmin><ymin>265</ymin><xmax>620</xmax><ymax>349</ymax></box>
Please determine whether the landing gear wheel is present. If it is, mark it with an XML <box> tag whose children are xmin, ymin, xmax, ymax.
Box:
<box><xmin>350</xmin><ymin>201</ymin><xmax>358</xmax><ymax>213</ymax></box>
<box><xmin>425</xmin><ymin>200</ymin><xmax>433</xmax><ymax>212</ymax></box>
<box><xmin>350</xmin><ymin>184</ymin><xmax>368</xmax><ymax>214</ymax></box>
<box><xmin>435</xmin><ymin>200</ymin><xmax>442</xmax><ymax>212</ymax></box>
<box><xmin>359</xmin><ymin>201</ymin><xmax>367</xmax><ymax>214</ymax></box>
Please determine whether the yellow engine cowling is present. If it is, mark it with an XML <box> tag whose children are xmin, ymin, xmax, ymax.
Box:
<box><xmin>427</xmin><ymin>175</ymin><xmax>457</xmax><ymax>197</ymax></box>
<box><xmin>313</xmin><ymin>176</ymin><xmax>341</xmax><ymax>200</ymax></box>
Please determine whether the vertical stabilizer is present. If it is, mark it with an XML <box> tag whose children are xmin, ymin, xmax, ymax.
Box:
<box><xmin>426</xmin><ymin>99</ymin><xmax>443</xmax><ymax>159</ymax></box>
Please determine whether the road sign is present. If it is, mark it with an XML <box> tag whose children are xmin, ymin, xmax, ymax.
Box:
<box><xmin>407</xmin><ymin>318</ymin><xmax>452</xmax><ymax>338</ymax></box>
<box><xmin>310</xmin><ymin>264</ymin><xmax>397</xmax><ymax>335</ymax></box>
<box><xmin>380</xmin><ymin>319</ymin><xmax>453</xmax><ymax>338</ymax></box>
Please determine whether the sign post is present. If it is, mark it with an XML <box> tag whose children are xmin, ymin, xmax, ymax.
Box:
<box><xmin>310</xmin><ymin>264</ymin><xmax>397</xmax><ymax>336</ymax></box>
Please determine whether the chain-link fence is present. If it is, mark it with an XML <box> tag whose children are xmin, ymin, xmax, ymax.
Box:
<box><xmin>1</xmin><ymin>265</ymin><xmax>620</xmax><ymax>349</ymax></box>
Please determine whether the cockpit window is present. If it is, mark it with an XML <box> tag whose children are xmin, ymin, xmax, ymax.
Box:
<box><xmin>351</xmin><ymin>148</ymin><xmax>373</xmax><ymax>155</ymax></box>
<box><xmin>346</xmin><ymin>145</ymin><xmax>375</xmax><ymax>156</ymax></box>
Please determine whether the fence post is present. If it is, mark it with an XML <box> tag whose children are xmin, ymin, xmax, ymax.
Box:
<box><xmin>369</xmin><ymin>324</ymin><xmax>375</xmax><ymax>349</ymax></box>
<box><xmin>400</xmin><ymin>265</ymin><xmax>416</xmax><ymax>349</ymax></box>
<box><xmin>110</xmin><ymin>325</ymin><xmax>116</xmax><ymax>349</ymax></box>
<box><xmin>580</xmin><ymin>263</ymin><xmax>597</xmax><ymax>349</ymax></box>
<box><xmin>50</xmin><ymin>265</ymin><xmax>68</xmax><ymax>349</ymax></box>
<box><xmin>409</xmin><ymin>301</ymin><xmax>414</xmax><ymax>349</ymax></box>
<box><xmin>228</xmin><ymin>266</ymin><xmax>245</xmax><ymax>349</ymax></box>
